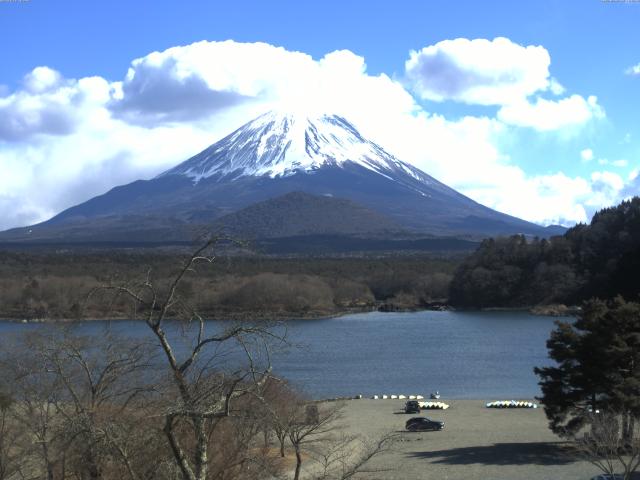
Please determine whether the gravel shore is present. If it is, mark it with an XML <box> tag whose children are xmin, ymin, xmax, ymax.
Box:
<box><xmin>329</xmin><ymin>399</ymin><xmax>602</xmax><ymax>480</ymax></box>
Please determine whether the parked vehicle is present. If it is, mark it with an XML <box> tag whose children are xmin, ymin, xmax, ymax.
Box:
<box><xmin>404</xmin><ymin>400</ymin><xmax>421</xmax><ymax>413</ymax></box>
<box><xmin>405</xmin><ymin>417</ymin><xmax>445</xmax><ymax>431</ymax></box>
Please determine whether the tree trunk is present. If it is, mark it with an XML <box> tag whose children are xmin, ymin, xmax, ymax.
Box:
<box><xmin>277</xmin><ymin>432</ymin><xmax>287</xmax><ymax>458</ymax></box>
<box><xmin>622</xmin><ymin>411</ymin><xmax>631</xmax><ymax>445</ymax></box>
<box><xmin>85</xmin><ymin>444</ymin><xmax>102</xmax><ymax>480</ymax></box>
<box><xmin>40</xmin><ymin>441</ymin><xmax>54</xmax><ymax>480</ymax></box>
<box><xmin>293</xmin><ymin>445</ymin><xmax>302</xmax><ymax>480</ymax></box>
<box><xmin>37</xmin><ymin>413</ymin><xmax>55</xmax><ymax>480</ymax></box>
<box><xmin>164</xmin><ymin>418</ymin><xmax>197</xmax><ymax>480</ymax></box>
<box><xmin>194</xmin><ymin>416</ymin><xmax>208</xmax><ymax>480</ymax></box>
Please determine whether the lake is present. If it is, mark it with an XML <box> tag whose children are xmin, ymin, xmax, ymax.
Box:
<box><xmin>0</xmin><ymin>310</ymin><xmax>564</xmax><ymax>399</ymax></box>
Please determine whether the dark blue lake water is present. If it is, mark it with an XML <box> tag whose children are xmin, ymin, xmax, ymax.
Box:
<box><xmin>0</xmin><ymin>310</ymin><xmax>563</xmax><ymax>399</ymax></box>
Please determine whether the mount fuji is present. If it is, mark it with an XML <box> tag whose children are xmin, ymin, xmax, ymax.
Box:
<box><xmin>0</xmin><ymin>111</ymin><xmax>563</xmax><ymax>248</ymax></box>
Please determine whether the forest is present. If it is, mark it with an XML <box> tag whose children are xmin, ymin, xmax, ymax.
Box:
<box><xmin>0</xmin><ymin>251</ymin><xmax>459</xmax><ymax>321</ymax></box>
<box><xmin>449</xmin><ymin>197</ymin><xmax>640</xmax><ymax>308</ymax></box>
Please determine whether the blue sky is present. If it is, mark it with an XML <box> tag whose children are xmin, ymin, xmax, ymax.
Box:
<box><xmin>0</xmin><ymin>0</ymin><xmax>639</xmax><ymax>229</ymax></box>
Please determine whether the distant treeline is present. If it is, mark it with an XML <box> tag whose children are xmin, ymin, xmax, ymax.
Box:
<box><xmin>0</xmin><ymin>252</ymin><xmax>460</xmax><ymax>320</ymax></box>
<box><xmin>449</xmin><ymin>197</ymin><xmax>640</xmax><ymax>308</ymax></box>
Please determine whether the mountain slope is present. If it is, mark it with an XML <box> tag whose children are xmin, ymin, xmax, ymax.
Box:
<box><xmin>0</xmin><ymin>111</ymin><xmax>560</xmax><ymax>243</ymax></box>
<box><xmin>211</xmin><ymin>191</ymin><xmax>401</xmax><ymax>238</ymax></box>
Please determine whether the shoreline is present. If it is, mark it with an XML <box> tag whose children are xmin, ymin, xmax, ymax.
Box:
<box><xmin>0</xmin><ymin>308</ymin><xmax>375</xmax><ymax>324</ymax></box>
<box><xmin>317</xmin><ymin>396</ymin><xmax>542</xmax><ymax>404</ymax></box>
<box><xmin>0</xmin><ymin>302</ymin><xmax>578</xmax><ymax>324</ymax></box>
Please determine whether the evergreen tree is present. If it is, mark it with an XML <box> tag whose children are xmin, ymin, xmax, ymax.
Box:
<box><xmin>449</xmin><ymin>196</ymin><xmax>640</xmax><ymax>308</ymax></box>
<box><xmin>535</xmin><ymin>298</ymin><xmax>640</xmax><ymax>438</ymax></box>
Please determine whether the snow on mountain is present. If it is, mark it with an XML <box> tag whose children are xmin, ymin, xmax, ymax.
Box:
<box><xmin>0</xmin><ymin>109</ymin><xmax>560</xmax><ymax>245</ymax></box>
<box><xmin>159</xmin><ymin>111</ymin><xmax>436</xmax><ymax>194</ymax></box>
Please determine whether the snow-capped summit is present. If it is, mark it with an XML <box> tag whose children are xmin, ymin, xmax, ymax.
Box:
<box><xmin>1</xmin><ymin>110</ymin><xmax>562</xmax><ymax>246</ymax></box>
<box><xmin>159</xmin><ymin>111</ymin><xmax>433</xmax><ymax>191</ymax></box>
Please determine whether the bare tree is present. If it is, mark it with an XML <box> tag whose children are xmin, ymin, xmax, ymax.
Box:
<box><xmin>3</xmin><ymin>345</ymin><xmax>62</xmax><ymax>480</ymax></box>
<box><xmin>574</xmin><ymin>411</ymin><xmax>640</xmax><ymax>480</ymax></box>
<box><xmin>1</xmin><ymin>329</ymin><xmax>171</xmax><ymax>480</ymax></box>
<box><xmin>15</xmin><ymin>330</ymin><xmax>159</xmax><ymax>480</ymax></box>
<box><xmin>204</xmin><ymin>407</ymin><xmax>282</xmax><ymax>480</ymax></box>
<box><xmin>286</xmin><ymin>402</ymin><xmax>344</xmax><ymax>480</ymax></box>
<box><xmin>260</xmin><ymin>377</ymin><xmax>300</xmax><ymax>458</ymax></box>
<box><xmin>90</xmin><ymin>238</ymin><xmax>283</xmax><ymax>480</ymax></box>
<box><xmin>0</xmin><ymin>391</ymin><xmax>24</xmax><ymax>480</ymax></box>
<box><xmin>52</xmin><ymin>334</ymin><xmax>154</xmax><ymax>479</ymax></box>
<box><xmin>308</xmin><ymin>432</ymin><xmax>396</xmax><ymax>480</ymax></box>
<box><xmin>282</xmin><ymin>399</ymin><xmax>395</xmax><ymax>480</ymax></box>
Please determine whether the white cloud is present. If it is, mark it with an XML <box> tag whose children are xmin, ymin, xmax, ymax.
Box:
<box><xmin>497</xmin><ymin>94</ymin><xmax>604</xmax><ymax>131</ymax></box>
<box><xmin>404</xmin><ymin>37</ymin><xmax>604</xmax><ymax>132</ymax></box>
<box><xmin>108</xmin><ymin>41</ymin><xmax>415</xmax><ymax>126</ymax></box>
<box><xmin>462</xmin><ymin>170</ymin><xmax>629</xmax><ymax>226</ymax></box>
<box><xmin>626</xmin><ymin>169</ymin><xmax>640</xmax><ymax>191</ymax></box>
<box><xmin>581</xmin><ymin>148</ymin><xmax>594</xmax><ymax>162</ymax></box>
<box><xmin>549</xmin><ymin>78</ymin><xmax>565</xmax><ymax>95</ymax></box>
<box><xmin>580</xmin><ymin>150</ymin><xmax>629</xmax><ymax>169</ymax></box>
<box><xmin>625</xmin><ymin>63</ymin><xmax>640</xmax><ymax>76</ymax></box>
<box><xmin>23</xmin><ymin>66</ymin><xmax>63</xmax><ymax>93</ymax></box>
<box><xmin>618</xmin><ymin>171</ymin><xmax>640</xmax><ymax>203</ymax></box>
<box><xmin>591</xmin><ymin>170</ymin><xmax>625</xmax><ymax>193</ymax></box>
<box><xmin>0</xmin><ymin>118</ymin><xmax>224</xmax><ymax>230</ymax></box>
<box><xmin>405</xmin><ymin>37</ymin><xmax>551</xmax><ymax>105</ymax></box>
<box><xmin>0</xmin><ymin>67</ymin><xmax>102</xmax><ymax>141</ymax></box>
<box><xmin>0</xmin><ymin>39</ymin><xmax>628</xmax><ymax>231</ymax></box>
<box><xmin>597</xmin><ymin>158</ymin><xmax>629</xmax><ymax>168</ymax></box>
<box><xmin>110</xmin><ymin>40</ymin><xmax>311</xmax><ymax>124</ymax></box>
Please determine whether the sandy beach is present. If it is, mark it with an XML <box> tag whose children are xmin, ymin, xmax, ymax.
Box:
<box><xmin>325</xmin><ymin>399</ymin><xmax>602</xmax><ymax>480</ymax></box>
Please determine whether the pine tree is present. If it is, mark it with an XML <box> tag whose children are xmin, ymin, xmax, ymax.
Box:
<box><xmin>535</xmin><ymin>298</ymin><xmax>640</xmax><ymax>438</ymax></box>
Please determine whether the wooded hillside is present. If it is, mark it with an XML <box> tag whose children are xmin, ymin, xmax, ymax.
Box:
<box><xmin>449</xmin><ymin>197</ymin><xmax>640</xmax><ymax>308</ymax></box>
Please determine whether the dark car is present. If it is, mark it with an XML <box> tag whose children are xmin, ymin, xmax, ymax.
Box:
<box><xmin>405</xmin><ymin>417</ymin><xmax>445</xmax><ymax>431</ymax></box>
<box><xmin>404</xmin><ymin>400</ymin><xmax>421</xmax><ymax>414</ymax></box>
